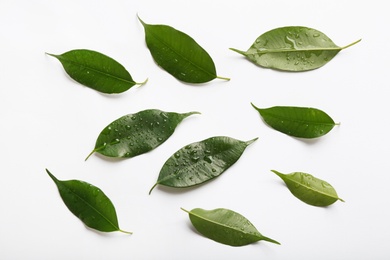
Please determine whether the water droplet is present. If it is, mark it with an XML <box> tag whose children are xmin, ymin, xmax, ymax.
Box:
<box><xmin>157</xmin><ymin>137</ymin><xmax>163</xmax><ymax>142</ymax></box>
<box><xmin>131</xmin><ymin>116</ymin><xmax>136</xmax><ymax>120</ymax></box>
<box><xmin>111</xmin><ymin>138</ymin><xmax>120</xmax><ymax>144</ymax></box>
<box><xmin>313</xmin><ymin>33</ymin><xmax>320</xmax><ymax>37</ymax></box>
<box><xmin>174</xmin><ymin>153</ymin><xmax>181</xmax><ymax>158</ymax></box>
<box><xmin>191</xmin><ymin>156</ymin><xmax>200</xmax><ymax>162</ymax></box>
<box><xmin>125</xmin><ymin>152</ymin><xmax>131</xmax><ymax>157</ymax></box>
<box><xmin>125</xmin><ymin>125</ymin><xmax>131</xmax><ymax>130</ymax></box>
<box><xmin>160</xmin><ymin>112</ymin><xmax>169</xmax><ymax>119</ymax></box>
<box><xmin>185</xmin><ymin>145</ymin><xmax>192</xmax><ymax>149</ymax></box>
<box><xmin>212</xmin><ymin>168</ymin><xmax>216</xmax><ymax>172</ymax></box>
<box><xmin>203</xmin><ymin>156</ymin><xmax>212</xmax><ymax>164</ymax></box>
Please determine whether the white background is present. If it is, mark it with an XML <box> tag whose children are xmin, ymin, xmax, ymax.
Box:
<box><xmin>1</xmin><ymin>0</ymin><xmax>389</xmax><ymax>259</ymax></box>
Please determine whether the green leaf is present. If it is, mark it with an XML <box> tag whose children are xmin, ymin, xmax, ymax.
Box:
<box><xmin>46</xmin><ymin>169</ymin><xmax>131</xmax><ymax>234</ymax></box>
<box><xmin>47</xmin><ymin>49</ymin><xmax>147</xmax><ymax>94</ymax></box>
<box><xmin>86</xmin><ymin>109</ymin><xmax>200</xmax><ymax>160</ymax></box>
<box><xmin>149</xmin><ymin>136</ymin><xmax>257</xmax><ymax>194</ymax></box>
<box><xmin>138</xmin><ymin>16</ymin><xmax>229</xmax><ymax>83</ymax></box>
<box><xmin>230</xmin><ymin>26</ymin><xmax>360</xmax><ymax>71</ymax></box>
<box><xmin>181</xmin><ymin>207</ymin><xmax>280</xmax><ymax>246</ymax></box>
<box><xmin>251</xmin><ymin>103</ymin><xmax>337</xmax><ymax>138</ymax></box>
<box><xmin>271</xmin><ymin>170</ymin><xmax>344</xmax><ymax>207</ymax></box>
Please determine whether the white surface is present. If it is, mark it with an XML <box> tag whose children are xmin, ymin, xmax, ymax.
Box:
<box><xmin>1</xmin><ymin>0</ymin><xmax>389</xmax><ymax>259</ymax></box>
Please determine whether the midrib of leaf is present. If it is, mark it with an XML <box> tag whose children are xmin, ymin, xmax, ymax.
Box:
<box><xmin>48</xmin><ymin>53</ymin><xmax>137</xmax><ymax>85</ymax></box>
<box><xmin>272</xmin><ymin>170</ymin><xmax>343</xmax><ymax>201</ymax></box>
<box><xmin>262</xmin><ymin>112</ymin><xmax>336</xmax><ymax>126</ymax></box>
<box><xmin>231</xmin><ymin>39</ymin><xmax>361</xmax><ymax>55</ymax></box>
<box><xmin>144</xmin><ymin>25</ymin><xmax>217</xmax><ymax>79</ymax></box>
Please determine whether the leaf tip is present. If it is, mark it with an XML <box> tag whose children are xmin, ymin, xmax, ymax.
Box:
<box><xmin>246</xmin><ymin>137</ymin><xmax>259</xmax><ymax>145</ymax></box>
<box><xmin>229</xmin><ymin>48</ymin><xmax>246</xmax><ymax>56</ymax></box>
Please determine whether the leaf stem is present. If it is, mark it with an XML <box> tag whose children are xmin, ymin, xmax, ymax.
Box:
<box><xmin>136</xmin><ymin>78</ymin><xmax>148</xmax><ymax>87</ymax></box>
<box><xmin>229</xmin><ymin>48</ymin><xmax>247</xmax><ymax>56</ymax></box>
<box><xmin>149</xmin><ymin>183</ymin><xmax>158</xmax><ymax>195</ymax></box>
<box><xmin>341</xmin><ymin>39</ymin><xmax>361</xmax><ymax>50</ymax></box>
<box><xmin>119</xmin><ymin>229</ymin><xmax>133</xmax><ymax>235</ymax></box>
<box><xmin>216</xmin><ymin>76</ymin><xmax>230</xmax><ymax>81</ymax></box>
<box><xmin>180</xmin><ymin>207</ymin><xmax>190</xmax><ymax>213</ymax></box>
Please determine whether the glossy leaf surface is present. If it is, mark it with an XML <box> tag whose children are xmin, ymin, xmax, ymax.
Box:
<box><xmin>47</xmin><ymin>49</ymin><xmax>146</xmax><ymax>93</ymax></box>
<box><xmin>252</xmin><ymin>103</ymin><xmax>337</xmax><ymax>138</ymax></box>
<box><xmin>86</xmin><ymin>109</ymin><xmax>199</xmax><ymax>160</ymax></box>
<box><xmin>272</xmin><ymin>170</ymin><xmax>344</xmax><ymax>207</ymax></box>
<box><xmin>182</xmin><ymin>207</ymin><xmax>280</xmax><ymax>246</ymax></box>
<box><xmin>230</xmin><ymin>26</ymin><xmax>360</xmax><ymax>71</ymax></box>
<box><xmin>150</xmin><ymin>136</ymin><xmax>257</xmax><ymax>194</ymax></box>
<box><xmin>138</xmin><ymin>16</ymin><xmax>229</xmax><ymax>83</ymax></box>
<box><xmin>46</xmin><ymin>169</ymin><xmax>131</xmax><ymax>233</ymax></box>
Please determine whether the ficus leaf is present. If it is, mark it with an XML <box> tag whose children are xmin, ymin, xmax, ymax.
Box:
<box><xmin>149</xmin><ymin>136</ymin><xmax>257</xmax><ymax>194</ymax></box>
<box><xmin>47</xmin><ymin>49</ymin><xmax>147</xmax><ymax>93</ymax></box>
<box><xmin>86</xmin><ymin>109</ymin><xmax>200</xmax><ymax>160</ymax></box>
<box><xmin>46</xmin><ymin>169</ymin><xmax>131</xmax><ymax>234</ymax></box>
<box><xmin>181</xmin><ymin>207</ymin><xmax>280</xmax><ymax>246</ymax></box>
<box><xmin>271</xmin><ymin>170</ymin><xmax>344</xmax><ymax>207</ymax></box>
<box><xmin>251</xmin><ymin>103</ymin><xmax>338</xmax><ymax>138</ymax></box>
<box><xmin>230</xmin><ymin>26</ymin><xmax>360</xmax><ymax>71</ymax></box>
<box><xmin>138</xmin><ymin>16</ymin><xmax>229</xmax><ymax>83</ymax></box>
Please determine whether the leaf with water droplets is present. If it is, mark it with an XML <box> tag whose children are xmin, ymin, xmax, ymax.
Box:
<box><xmin>86</xmin><ymin>109</ymin><xmax>200</xmax><ymax>160</ymax></box>
<box><xmin>138</xmin><ymin>16</ymin><xmax>229</xmax><ymax>83</ymax></box>
<box><xmin>46</xmin><ymin>169</ymin><xmax>131</xmax><ymax>233</ymax></box>
<box><xmin>251</xmin><ymin>103</ymin><xmax>338</xmax><ymax>138</ymax></box>
<box><xmin>271</xmin><ymin>170</ymin><xmax>344</xmax><ymax>207</ymax></box>
<box><xmin>47</xmin><ymin>49</ymin><xmax>147</xmax><ymax>93</ymax></box>
<box><xmin>149</xmin><ymin>136</ymin><xmax>257</xmax><ymax>194</ymax></box>
<box><xmin>230</xmin><ymin>26</ymin><xmax>360</xmax><ymax>71</ymax></box>
<box><xmin>181</xmin><ymin>207</ymin><xmax>280</xmax><ymax>246</ymax></box>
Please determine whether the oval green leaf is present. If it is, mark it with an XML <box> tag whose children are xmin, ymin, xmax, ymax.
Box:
<box><xmin>138</xmin><ymin>16</ymin><xmax>229</xmax><ymax>83</ymax></box>
<box><xmin>181</xmin><ymin>207</ymin><xmax>280</xmax><ymax>246</ymax></box>
<box><xmin>149</xmin><ymin>136</ymin><xmax>257</xmax><ymax>194</ymax></box>
<box><xmin>251</xmin><ymin>103</ymin><xmax>337</xmax><ymax>139</ymax></box>
<box><xmin>47</xmin><ymin>49</ymin><xmax>147</xmax><ymax>93</ymax></box>
<box><xmin>271</xmin><ymin>170</ymin><xmax>344</xmax><ymax>207</ymax></box>
<box><xmin>46</xmin><ymin>169</ymin><xmax>131</xmax><ymax>233</ymax></box>
<box><xmin>230</xmin><ymin>26</ymin><xmax>360</xmax><ymax>71</ymax></box>
<box><xmin>86</xmin><ymin>109</ymin><xmax>200</xmax><ymax>160</ymax></box>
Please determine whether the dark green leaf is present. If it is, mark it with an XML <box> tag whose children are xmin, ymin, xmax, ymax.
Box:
<box><xmin>272</xmin><ymin>170</ymin><xmax>344</xmax><ymax>207</ymax></box>
<box><xmin>251</xmin><ymin>103</ymin><xmax>337</xmax><ymax>138</ymax></box>
<box><xmin>149</xmin><ymin>136</ymin><xmax>257</xmax><ymax>194</ymax></box>
<box><xmin>138</xmin><ymin>16</ymin><xmax>229</xmax><ymax>83</ymax></box>
<box><xmin>230</xmin><ymin>26</ymin><xmax>360</xmax><ymax>71</ymax></box>
<box><xmin>47</xmin><ymin>49</ymin><xmax>147</xmax><ymax>93</ymax></box>
<box><xmin>181</xmin><ymin>207</ymin><xmax>280</xmax><ymax>246</ymax></box>
<box><xmin>86</xmin><ymin>109</ymin><xmax>200</xmax><ymax>160</ymax></box>
<box><xmin>46</xmin><ymin>169</ymin><xmax>131</xmax><ymax>233</ymax></box>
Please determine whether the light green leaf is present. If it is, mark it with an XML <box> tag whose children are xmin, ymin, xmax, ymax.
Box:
<box><xmin>230</xmin><ymin>26</ymin><xmax>360</xmax><ymax>71</ymax></box>
<box><xmin>182</xmin><ymin>207</ymin><xmax>280</xmax><ymax>246</ymax></box>
<box><xmin>272</xmin><ymin>170</ymin><xmax>344</xmax><ymax>207</ymax></box>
